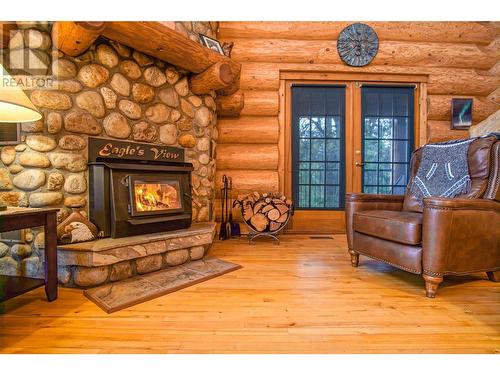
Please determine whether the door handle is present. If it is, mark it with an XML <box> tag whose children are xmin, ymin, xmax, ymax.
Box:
<box><xmin>355</xmin><ymin>162</ymin><xmax>365</xmax><ymax>167</ymax></box>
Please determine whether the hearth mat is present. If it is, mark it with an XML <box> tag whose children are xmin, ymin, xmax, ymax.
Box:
<box><xmin>84</xmin><ymin>258</ymin><xmax>241</xmax><ymax>313</ymax></box>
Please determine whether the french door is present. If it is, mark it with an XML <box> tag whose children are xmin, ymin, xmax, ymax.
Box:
<box><xmin>360</xmin><ymin>86</ymin><xmax>414</xmax><ymax>195</ymax></box>
<box><xmin>288</xmin><ymin>81</ymin><xmax>417</xmax><ymax>233</ymax></box>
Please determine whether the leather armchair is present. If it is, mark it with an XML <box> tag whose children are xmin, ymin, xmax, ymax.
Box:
<box><xmin>345</xmin><ymin>136</ymin><xmax>500</xmax><ymax>297</ymax></box>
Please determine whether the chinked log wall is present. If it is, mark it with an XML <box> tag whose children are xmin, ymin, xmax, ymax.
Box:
<box><xmin>215</xmin><ymin>22</ymin><xmax>500</xmax><ymax>222</ymax></box>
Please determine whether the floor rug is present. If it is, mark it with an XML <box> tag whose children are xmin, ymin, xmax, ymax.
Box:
<box><xmin>84</xmin><ymin>258</ymin><xmax>241</xmax><ymax>313</ymax></box>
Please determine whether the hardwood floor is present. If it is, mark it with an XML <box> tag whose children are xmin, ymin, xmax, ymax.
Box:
<box><xmin>1</xmin><ymin>235</ymin><xmax>499</xmax><ymax>353</ymax></box>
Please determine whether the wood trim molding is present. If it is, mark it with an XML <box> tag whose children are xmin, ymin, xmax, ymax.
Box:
<box><xmin>280</xmin><ymin>70</ymin><xmax>429</xmax><ymax>83</ymax></box>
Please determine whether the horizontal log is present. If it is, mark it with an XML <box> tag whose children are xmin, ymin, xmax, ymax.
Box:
<box><xmin>428</xmin><ymin>95</ymin><xmax>499</xmax><ymax>123</ymax></box>
<box><xmin>219</xmin><ymin>22</ymin><xmax>498</xmax><ymax>45</ymax></box>
<box><xmin>216</xmin><ymin>144</ymin><xmax>279</xmax><ymax>170</ymax></box>
<box><xmin>52</xmin><ymin>21</ymin><xmax>105</xmax><ymax>57</ymax></box>
<box><xmin>189</xmin><ymin>62</ymin><xmax>235</xmax><ymax>94</ymax></box>
<box><xmin>215</xmin><ymin>170</ymin><xmax>279</xmax><ymax>198</ymax></box>
<box><xmin>228</xmin><ymin>39</ymin><xmax>497</xmax><ymax>69</ymax></box>
<box><xmin>216</xmin><ymin>92</ymin><xmax>245</xmax><ymax>116</ymax></box>
<box><xmin>241</xmin><ymin>90</ymin><xmax>279</xmax><ymax>116</ymax></box>
<box><xmin>218</xmin><ymin>116</ymin><xmax>279</xmax><ymax>144</ymax></box>
<box><xmin>427</xmin><ymin>120</ymin><xmax>469</xmax><ymax>143</ymax></box>
<box><xmin>102</xmin><ymin>22</ymin><xmax>240</xmax><ymax>74</ymax></box>
<box><xmin>239</xmin><ymin>62</ymin><xmax>500</xmax><ymax>96</ymax></box>
<box><xmin>240</xmin><ymin>63</ymin><xmax>280</xmax><ymax>90</ymax></box>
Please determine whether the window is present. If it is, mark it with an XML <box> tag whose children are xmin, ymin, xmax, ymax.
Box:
<box><xmin>291</xmin><ymin>86</ymin><xmax>346</xmax><ymax>210</ymax></box>
<box><xmin>361</xmin><ymin>86</ymin><xmax>414</xmax><ymax>195</ymax></box>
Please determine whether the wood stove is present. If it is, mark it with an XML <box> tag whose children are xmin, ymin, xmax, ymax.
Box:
<box><xmin>87</xmin><ymin>137</ymin><xmax>193</xmax><ymax>238</ymax></box>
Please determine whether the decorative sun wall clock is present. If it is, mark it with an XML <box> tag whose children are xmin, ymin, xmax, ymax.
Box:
<box><xmin>337</xmin><ymin>23</ymin><xmax>379</xmax><ymax>67</ymax></box>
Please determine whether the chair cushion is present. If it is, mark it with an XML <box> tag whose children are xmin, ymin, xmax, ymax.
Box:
<box><xmin>353</xmin><ymin>210</ymin><xmax>423</xmax><ymax>245</ymax></box>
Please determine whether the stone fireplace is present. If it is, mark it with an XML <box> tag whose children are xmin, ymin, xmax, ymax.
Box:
<box><xmin>0</xmin><ymin>21</ymin><xmax>219</xmax><ymax>282</ymax></box>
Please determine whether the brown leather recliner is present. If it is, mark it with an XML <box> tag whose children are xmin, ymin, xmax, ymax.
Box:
<box><xmin>345</xmin><ymin>136</ymin><xmax>500</xmax><ymax>297</ymax></box>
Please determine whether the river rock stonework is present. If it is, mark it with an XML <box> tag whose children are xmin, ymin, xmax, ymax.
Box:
<box><xmin>0</xmin><ymin>22</ymin><xmax>218</xmax><ymax>280</ymax></box>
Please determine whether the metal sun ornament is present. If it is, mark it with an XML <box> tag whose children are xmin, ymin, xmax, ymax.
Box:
<box><xmin>337</xmin><ymin>23</ymin><xmax>379</xmax><ymax>67</ymax></box>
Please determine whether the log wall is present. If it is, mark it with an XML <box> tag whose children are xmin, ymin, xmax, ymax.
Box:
<box><xmin>215</xmin><ymin>22</ymin><xmax>500</xmax><ymax>222</ymax></box>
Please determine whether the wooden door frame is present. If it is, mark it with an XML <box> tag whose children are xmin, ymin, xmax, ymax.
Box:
<box><xmin>279</xmin><ymin>70</ymin><xmax>428</xmax><ymax>233</ymax></box>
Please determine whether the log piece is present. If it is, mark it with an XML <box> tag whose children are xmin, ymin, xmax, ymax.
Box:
<box><xmin>269</xmin><ymin>221</ymin><xmax>281</xmax><ymax>232</ymax></box>
<box><xmin>238</xmin><ymin>62</ymin><xmax>500</xmax><ymax>96</ymax></box>
<box><xmin>241</xmin><ymin>90</ymin><xmax>279</xmax><ymax>116</ymax></box>
<box><xmin>215</xmin><ymin>169</ymin><xmax>279</xmax><ymax>197</ymax></box>
<box><xmin>428</xmin><ymin>95</ymin><xmax>499</xmax><ymax>123</ymax></box>
<box><xmin>216</xmin><ymin>91</ymin><xmax>245</xmax><ymax>116</ymax></box>
<box><xmin>253</xmin><ymin>201</ymin><xmax>266</xmax><ymax>214</ymax></box>
<box><xmin>216</xmin><ymin>144</ymin><xmax>279</xmax><ymax>170</ymax></box>
<box><xmin>428</xmin><ymin>120</ymin><xmax>469</xmax><ymax>142</ymax></box>
<box><xmin>218</xmin><ymin>116</ymin><xmax>279</xmax><ymax>144</ymax></box>
<box><xmin>189</xmin><ymin>62</ymin><xmax>235</xmax><ymax>95</ymax></box>
<box><xmin>262</xmin><ymin>204</ymin><xmax>273</xmax><ymax>213</ymax></box>
<box><xmin>103</xmin><ymin>22</ymin><xmax>240</xmax><ymax>74</ymax></box>
<box><xmin>276</xmin><ymin>213</ymin><xmax>289</xmax><ymax>223</ymax></box>
<box><xmin>267</xmin><ymin>208</ymin><xmax>281</xmax><ymax>221</ymax></box>
<box><xmin>250</xmin><ymin>213</ymin><xmax>268</xmax><ymax>232</ymax></box>
<box><xmin>219</xmin><ymin>22</ymin><xmax>498</xmax><ymax>45</ymax></box>
<box><xmin>228</xmin><ymin>39</ymin><xmax>497</xmax><ymax>69</ymax></box>
<box><xmin>52</xmin><ymin>21</ymin><xmax>106</xmax><ymax>57</ymax></box>
<box><xmin>52</xmin><ymin>21</ymin><xmax>105</xmax><ymax>57</ymax></box>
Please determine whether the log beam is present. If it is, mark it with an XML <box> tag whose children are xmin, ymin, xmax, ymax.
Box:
<box><xmin>228</xmin><ymin>39</ymin><xmax>498</xmax><ymax>70</ymax></box>
<box><xmin>51</xmin><ymin>21</ymin><xmax>105</xmax><ymax>57</ymax></box>
<box><xmin>216</xmin><ymin>92</ymin><xmax>245</xmax><ymax>116</ymax></box>
<box><xmin>189</xmin><ymin>62</ymin><xmax>235</xmax><ymax>94</ymax></box>
<box><xmin>51</xmin><ymin>21</ymin><xmax>241</xmax><ymax>96</ymax></box>
<box><xmin>219</xmin><ymin>22</ymin><xmax>498</xmax><ymax>45</ymax></box>
<box><xmin>102</xmin><ymin>21</ymin><xmax>240</xmax><ymax>74</ymax></box>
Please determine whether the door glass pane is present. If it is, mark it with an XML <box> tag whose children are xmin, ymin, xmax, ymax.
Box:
<box><xmin>292</xmin><ymin>86</ymin><xmax>345</xmax><ymax>209</ymax></box>
<box><xmin>361</xmin><ymin>86</ymin><xmax>414</xmax><ymax>195</ymax></box>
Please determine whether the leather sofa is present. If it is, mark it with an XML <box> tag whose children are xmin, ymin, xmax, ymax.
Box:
<box><xmin>345</xmin><ymin>135</ymin><xmax>500</xmax><ymax>297</ymax></box>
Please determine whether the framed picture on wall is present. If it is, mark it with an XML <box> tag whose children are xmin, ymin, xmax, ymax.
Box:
<box><xmin>0</xmin><ymin>122</ymin><xmax>21</xmax><ymax>145</ymax></box>
<box><xmin>199</xmin><ymin>34</ymin><xmax>225</xmax><ymax>55</ymax></box>
<box><xmin>451</xmin><ymin>98</ymin><xmax>473</xmax><ymax>129</ymax></box>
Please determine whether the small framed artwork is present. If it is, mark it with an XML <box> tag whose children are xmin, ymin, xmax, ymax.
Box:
<box><xmin>451</xmin><ymin>98</ymin><xmax>473</xmax><ymax>129</ymax></box>
<box><xmin>0</xmin><ymin>122</ymin><xmax>21</xmax><ymax>145</ymax></box>
<box><xmin>199</xmin><ymin>34</ymin><xmax>225</xmax><ymax>55</ymax></box>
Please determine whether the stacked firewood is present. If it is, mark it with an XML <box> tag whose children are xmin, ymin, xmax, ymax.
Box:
<box><xmin>233</xmin><ymin>192</ymin><xmax>294</xmax><ymax>233</ymax></box>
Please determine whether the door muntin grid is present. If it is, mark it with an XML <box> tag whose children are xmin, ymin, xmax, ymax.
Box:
<box><xmin>292</xmin><ymin>85</ymin><xmax>346</xmax><ymax>210</ymax></box>
<box><xmin>361</xmin><ymin>86</ymin><xmax>414</xmax><ymax>195</ymax></box>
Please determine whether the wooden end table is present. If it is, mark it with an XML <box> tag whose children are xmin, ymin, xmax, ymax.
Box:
<box><xmin>0</xmin><ymin>207</ymin><xmax>59</xmax><ymax>302</ymax></box>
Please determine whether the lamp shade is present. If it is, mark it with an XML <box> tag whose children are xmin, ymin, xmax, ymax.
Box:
<box><xmin>0</xmin><ymin>63</ymin><xmax>42</xmax><ymax>123</ymax></box>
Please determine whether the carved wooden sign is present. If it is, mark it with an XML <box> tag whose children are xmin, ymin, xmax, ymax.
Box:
<box><xmin>88</xmin><ymin>137</ymin><xmax>185</xmax><ymax>163</ymax></box>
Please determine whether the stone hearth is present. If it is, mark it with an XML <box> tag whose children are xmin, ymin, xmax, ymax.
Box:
<box><xmin>56</xmin><ymin>223</ymin><xmax>216</xmax><ymax>287</ymax></box>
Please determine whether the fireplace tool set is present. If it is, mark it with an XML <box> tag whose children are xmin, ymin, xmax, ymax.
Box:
<box><xmin>219</xmin><ymin>175</ymin><xmax>240</xmax><ymax>240</ymax></box>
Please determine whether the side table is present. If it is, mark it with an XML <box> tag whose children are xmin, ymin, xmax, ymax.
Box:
<box><xmin>0</xmin><ymin>207</ymin><xmax>59</xmax><ymax>302</ymax></box>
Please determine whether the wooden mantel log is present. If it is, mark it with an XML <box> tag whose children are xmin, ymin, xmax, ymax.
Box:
<box><xmin>102</xmin><ymin>21</ymin><xmax>240</xmax><ymax>74</ymax></box>
<box><xmin>189</xmin><ymin>61</ymin><xmax>235</xmax><ymax>94</ymax></box>
<box><xmin>216</xmin><ymin>91</ymin><xmax>245</xmax><ymax>116</ymax></box>
<box><xmin>51</xmin><ymin>21</ymin><xmax>105</xmax><ymax>57</ymax></box>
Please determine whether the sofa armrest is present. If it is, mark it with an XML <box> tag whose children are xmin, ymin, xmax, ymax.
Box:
<box><xmin>422</xmin><ymin>197</ymin><xmax>500</xmax><ymax>277</ymax></box>
<box><xmin>345</xmin><ymin>193</ymin><xmax>405</xmax><ymax>249</ymax></box>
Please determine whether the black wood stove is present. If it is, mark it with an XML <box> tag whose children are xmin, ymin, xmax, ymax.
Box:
<box><xmin>88</xmin><ymin>137</ymin><xmax>193</xmax><ymax>238</ymax></box>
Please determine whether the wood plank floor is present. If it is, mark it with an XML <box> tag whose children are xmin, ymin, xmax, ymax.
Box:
<box><xmin>1</xmin><ymin>235</ymin><xmax>499</xmax><ymax>353</ymax></box>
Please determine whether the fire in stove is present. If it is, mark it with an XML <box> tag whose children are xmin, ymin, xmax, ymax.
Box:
<box><xmin>134</xmin><ymin>180</ymin><xmax>181</xmax><ymax>212</ymax></box>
